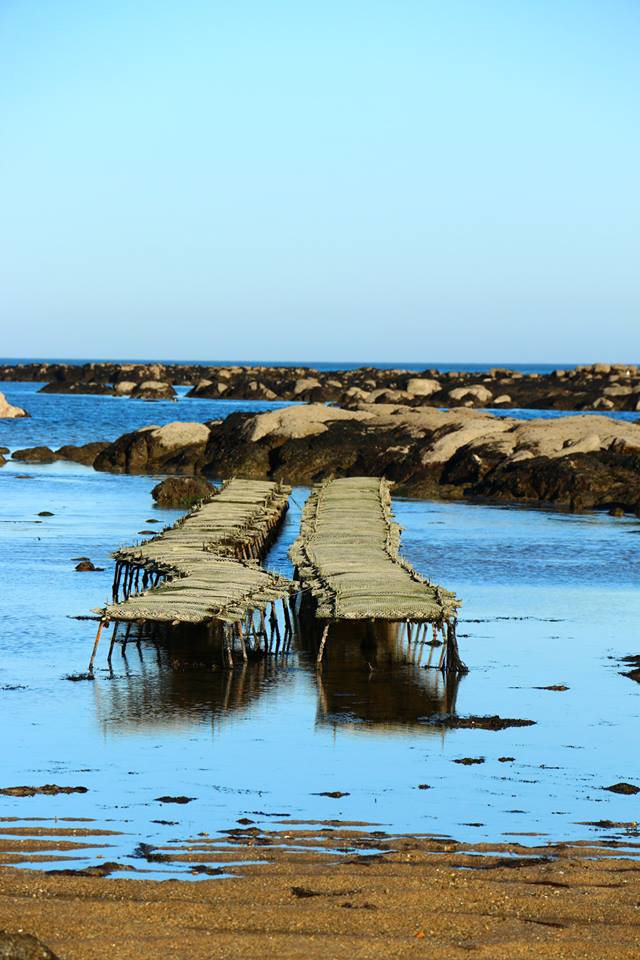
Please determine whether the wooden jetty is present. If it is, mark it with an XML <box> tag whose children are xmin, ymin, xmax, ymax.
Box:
<box><xmin>290</xmin><ymin>477</ymin><xmax>465</xmax><ymax>672</ymax></box>
<box><xmin>88</xmin><ymin>480</ymin><xmax>294</xmax><ymax>674</ymax></box>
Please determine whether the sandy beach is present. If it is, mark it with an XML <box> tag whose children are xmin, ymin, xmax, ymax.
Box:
<box><xmin>2</xmin><ymin>825</ymin><xmax>640</xmax><ymax>958</ymax></box>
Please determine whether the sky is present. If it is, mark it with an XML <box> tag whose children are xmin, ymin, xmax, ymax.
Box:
<box><xmin>0</xmin><ymin>0</ymin><xmax>638</xmax><ymax>363</ymax></box>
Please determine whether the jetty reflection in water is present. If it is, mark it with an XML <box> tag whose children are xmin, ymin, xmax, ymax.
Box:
<box><xmin>94</xmin><ymin>619</ymin><xmax>459</xmax><ymax>735</ymax></box>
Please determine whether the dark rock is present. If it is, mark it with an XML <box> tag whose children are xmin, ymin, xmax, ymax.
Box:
<box><xmin>603</xmin><ymin>783</ymin><xmax>640</xmax><ymax>795</ymax></box>
<box><xmin>535</xmin><ymin>684</ymin><xmax>570</xmax><ymax>691</ymax></box>
<box><xmin>498</xmin><ymin>757</ymin><xmax>515</xmax><ymax>763</ymax></box>
<box><xmin>151</xmin><ymin>476</ymin><xmax>215</xmax><ymax>508</ymax></box>
<box><xmin>0</xmin><ymin>931</ymin><xmax>60</xmax><ymax>959</ymax></box>
<box><xmin>0</xmin><ymin>784</ymin><xmax>88</xmax><ymax>797</ymax></box>
<box><xmin>313</xmin><ymin>791</ymin><xmax>350</xmax><ymax>798</ymax></box>
<box><xmin>37</xmin><ymin>511</ymin><xmax>54</xmax><ymax>517</ymax></box>
<box><xmin>453</xmin><ymin>758</ymin><xmax>485</xmax><ymax>765</ymax></box>
<box><xmin>56</xmin><ymin>441</ymin><xmax>110</xmax><ymax>466</ymax></box>
<box><xmin>75</xmin><ymin>560</ymin><xmax>96</xmax><ymax>572</ymax></box>
<box><xmin>155</xmin><ymin>795</ymin><xmax>195</xmax><ymax>803</ymax></box>
<box><xmin>429</xmin><ymin>715</ymin><xmax>535</xmax><ymax>731</ymax></box>
<box><xmin>94</xmin><ymin>422</ymin><xmax>210</xmax><ymax>474</ymax></box>
<box><xmin>11</xmin><ymin>446</ymin><xmax>57</xmax><ymax>464</ymax></box>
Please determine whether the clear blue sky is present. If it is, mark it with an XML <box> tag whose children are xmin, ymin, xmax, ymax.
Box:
<box><xmin>1</xmin><ymin>0</ymin><xmax>638</xmax><ymax>363</ymax></box>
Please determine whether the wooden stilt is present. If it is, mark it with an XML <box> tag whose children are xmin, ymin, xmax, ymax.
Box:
<box><xmin>444</xmin><ymin>620</ymin><xmax>468</xmax><ymax>675</ymax></box>
<box><xmin>88</xmin><ymin>619</ymin><xmax>108</xmax><ymax>675</ymax></box>
<box><xmin>236</xmin><ymin>621</ymin><xmax>248</xmax><ymax>662</ymax></box>
<box><xmin>316</xmin><ymin>623</ymin><xmax>330</xmax><ymax>666</ymax></box>
<box><xmin>107</xmin><ymin>621</ymin><xmax>119</xmax><ymax>664</ymax></box>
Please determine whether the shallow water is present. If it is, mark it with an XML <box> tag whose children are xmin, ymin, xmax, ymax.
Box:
<box><xmin>0</xmin><ymin>386</ymin><xmax>639</xmax><ymax>877</ymax></box>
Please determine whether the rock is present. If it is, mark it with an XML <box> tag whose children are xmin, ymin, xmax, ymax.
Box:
<box><xmin>448</xmin><ymin>385</ymin><xmax>493</xmax><ymax>404</ymax></box>
<box><xmin>593</xmin><ymin>397</ymin><xmax>615</xmax><ymax>410</ymax></box>
<box><xmin>75</xmin><ymin>560</ymin><xmax>96</xmax><ymax>572</ymax></box>
<box><xmin>151</xmin><ymin>476</ymin><xmax>215</xmax><ymax>508</ymax></box>
<box><xmin>84</xmin><ymin>403</ymin><xmax>640</xmax><ymax>512</ymax></box>
<box><xmin>0</xmin><ymin>931</ymin><xmax>60</xmax><ymax>959</ymax></box>
<box><xmin>603</xmin><ymin>782</ymin><xmax>640</xmax><ymax>795</ymax></box>
<box><xmin>155</xmin><ymin>795</ymin><xmax>195</xmax><ymax>804</ymax></box>
<box><xmin>114</xmin><ymin>380</ymin><xmax>137</xmax><ymax>396</ymax></box>
<box><xmin>0</xmin><ymin>784</ymin><xmax>88</xmax><ymax>797</ymax></box>
<box><xmin>406</xmin><ymin>378</ymin><xmax>441</xmax><ymax>396</ymax></box>
<box><xmin>56</xmin><ymin>441</ymin><xmax>110</xmax><ymax>466</ymax></box>
<box><xmin>293</xmin><ymin>377</ymin><xmax>323</xmax><ymax>398</ymax></box>
<box><xmin>603</xmin><ymin>385</ymin><xmax>634</xmax><ymax>397</ymax></box>
<box><xmin>94</xmin><ymin>421</ymin><xmax>210</xmax><ymax>474</ymax></box>
<box><xmin>493</xmin><ymin>395</ymin><xmax>512</xmax><ymax>405</ymax></box>
<box><xmin>37</xmin><ymin>511</ymin><xmax>54</xmax><ymax>517</ymax></box>
<box><xmin>11</xmin><ymin>446</ymin><xmax>57</xmax><ymax>464</ymax></box>
<box><xmin>0</xmin><ymin>391</ymin><xmax>28</xmax><ymax>418</ymax></box>
<box><xmin>130</xmin><ymin>380</ymin><xmax>176</xmax><ymax>401</ymax></box>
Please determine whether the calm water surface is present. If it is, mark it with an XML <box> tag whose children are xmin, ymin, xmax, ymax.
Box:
<box><xmin>0</xmin><ymin>384</ymin><xmax>639</xmax><ymax>876</ymax></box>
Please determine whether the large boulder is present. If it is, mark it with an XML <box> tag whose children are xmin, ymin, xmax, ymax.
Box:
<box><xmin>12</xmin><ymin>446</ymin><xmax>57</xmax><ymax>464</ymax></box>
<box><xmin>406</xmin><ymin>378</ymin><xmax>441</xmax><ymax>396</ymax></box>
<box><xmin>94</xmin><ymin>421</ymin><xmax>210</xmax><ymax>474</ymax></box>
<box><xmin>0</xmin><ymin>391</ymin><xmax>28</xmax><ymax>418</ymax></box>
<box><xmin>130</xmin><ymin>380</ymin><xmax>176</xmax><ymax>401</ymax></box>
<box><xmin>448</xmin><ymin>385</ymin><xmax>493</xmax><ymax>404</ymax></box>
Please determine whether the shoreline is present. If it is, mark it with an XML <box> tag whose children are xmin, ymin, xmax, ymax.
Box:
<box><xmin>1</xmin><ymin>824</ymin><xmax>640</xmax><ymax>958</ymax></box>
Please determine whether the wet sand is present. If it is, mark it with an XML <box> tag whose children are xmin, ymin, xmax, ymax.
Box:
<box><xmin>1</xmin><ymin>824</ymin><xmax>640</xmax><ymax>959</ymax></box>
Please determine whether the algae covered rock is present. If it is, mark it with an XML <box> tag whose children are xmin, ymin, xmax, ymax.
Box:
<box><xmin>152</xmin><ymin>476</ymin><xmax>215</xmax><ymax>508</ymax></box>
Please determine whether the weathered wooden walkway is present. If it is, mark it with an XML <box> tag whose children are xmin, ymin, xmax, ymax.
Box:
<box><xmin>290</xmin><ymin>477</ymin><xmax>465</xmax><ymax>672</ymax></box>
<box><xmin>88</xmin><ymin>480</ymin><xmax>294</xmax><ymax>673</ymax></box>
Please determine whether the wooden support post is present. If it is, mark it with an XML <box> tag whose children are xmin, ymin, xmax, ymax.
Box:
<box><xmin>236</xmin><ymin>621</ymin><xmax>248</xmax><ymax>662</ymax></box>
<box><xmin>444</xmin><ymin>620</ymin><xmax>468</xmax><ymax>675</ymax></box>
<box><xmin>88</xmin><ymin>619</ymin><xmax>108</xmax><ymax>675</ymax></box>
<box><xmin>107</xmin><ymin>621</ymin><xmax>119</xmax><ymax>664</ymax></box>
<box><xmin>224</xmin><ymin>625</ymin><xmax>234</xmax><ymax>668</ymax></box>
<box><xmin>282</xmin><ymin>597</ymin><xmax>292</xmax><ymax>634</ymax></box>
<box><xmin>316</xmin><ymin>623</ymin><xmax>330</xmax><ymax>667</ymax></box>
<box><xmin>270</xmin><ymin>602</ymin><xmax>281</xmax><ymax>645</ymax></box>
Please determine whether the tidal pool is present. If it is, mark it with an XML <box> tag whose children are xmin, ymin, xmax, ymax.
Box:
<box><xmin>0</xmin><ymin>385</ymin><xmax>639</xmax><ymax>876</ymax></box>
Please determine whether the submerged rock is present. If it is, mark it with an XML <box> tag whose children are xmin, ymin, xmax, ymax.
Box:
<box><xmin>0</xmin><ymin>784</ymin><xmax>88</xmax><ymax>797</ymax></box>
<box><xmin>12</xmin><ymin>446</ymin><xmax>57</xmax><ymax>464</ymax></box>
<box><xmin>603</xmin><ymin>783</ymin><xmax>640</xmax><ymax>795</ymax></box>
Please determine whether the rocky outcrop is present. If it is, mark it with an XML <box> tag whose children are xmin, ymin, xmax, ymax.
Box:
<box><xmin>89</xmin><ymin>404</ymin><xmax>640</xmax><ymax>513</ymax></box>
<box><xmin>0</xmin><ymin>391</ymin><xmax>28</xmax><ymax>418</ymax></box>
<box><xmin>151</xmin><ymin>476</ymin><xmax>215</xmax><ymax>507</ymax></box>
<box><xmin>94</xmin><ymin>421</ymin><xmax>210</xmax><ymax>474</ymax></box>
<box><xmin>3</xmin><ymin>361</ymin><xmax>640</xmax><ymax>411</ymax></box>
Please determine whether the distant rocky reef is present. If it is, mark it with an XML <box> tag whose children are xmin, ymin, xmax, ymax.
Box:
<box><xmin>12</xmin><ymin>403</ymin><xmax>640</xmax><ymax>514</ymax></box>
<box><xmin>1</xmin><ymin>361</ymin><xmax>640</xmax><ymax>411</ymax></box>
